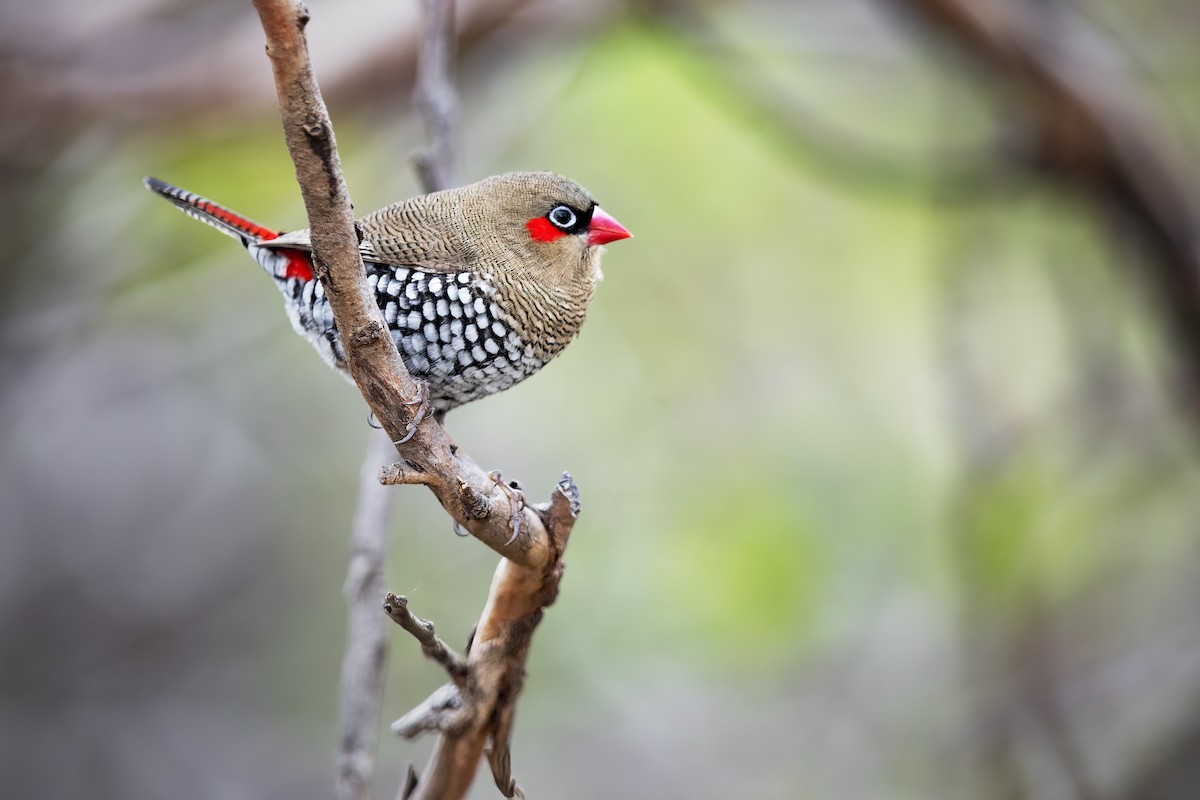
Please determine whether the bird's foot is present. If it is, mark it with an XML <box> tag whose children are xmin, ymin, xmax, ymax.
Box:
<box><xmin>393</xmin><ymin>380</ymin><xmax>432</xmax><ymax>445</ymax></box>
<box><xmin>488</xmin><ymin>470</ymin><xmax>526</xmax><ymax>546</ymax></box>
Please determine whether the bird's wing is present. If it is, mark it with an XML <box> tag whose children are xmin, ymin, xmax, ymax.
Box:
<box><xmin>355</xmin><ymin>200</ymin><xmax>468</xmax><ymax>273</ymax></box>
<box><xmin>254</xmin><ymin>228</ymin><xmax>412</xmax><ymax>268</ymax></box>
<box><xmin>255</xmin><ymin>228</ymin><xmax>314</xmax><ymax>251</ymax></box>
<box><xmin>257</xmin><ymin>203</ymin><xmax>466</xmax><ymax>275</ymax></box>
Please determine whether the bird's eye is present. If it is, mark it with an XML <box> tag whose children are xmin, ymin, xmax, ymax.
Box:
<box><xmin>548</xmin><ymin>205</ymin><xmax>577</xmax><ymax>230</ymax></box>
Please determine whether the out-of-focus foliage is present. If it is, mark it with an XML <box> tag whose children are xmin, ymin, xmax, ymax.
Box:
<box><xmin>4</xmin><ymin>1</ymin><xmax>1200</xmax><ymax>798</ymax></box>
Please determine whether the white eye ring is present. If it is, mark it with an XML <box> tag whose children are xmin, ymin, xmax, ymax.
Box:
<box><xmin>548</xmin><ymin>205</ymin><xmax>576</xmax><ymax>229</ymax></box>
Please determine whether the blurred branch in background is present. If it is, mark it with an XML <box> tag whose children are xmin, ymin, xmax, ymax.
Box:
<box><xmin>412</xmin><ymin>0</ymin><xmax>459</xmax><ymax>193</ymax></box>
<box><xmin>921</xmin><ymin>1</ymin><xmax>1200</xmax><ymax>796</ymax></box>
<box><xmin>336</xmin><ymin>429</ymin><xmax>395</xmax><ymax>800</ymax></box>
<box><xmin>640</xmin><ymin>3</ymin><xmax>1015</xmax><ymax>202</ymax></box>
<box><xmin>650</xmin><ymin>0</ymin><xmax>1200</xmax><ymax>794</ymax></box>
<box><xmin>883</xmin><ymin>0</ymin><xmax>1200</xmax><ymax>425</ymax></box>
<box><xmin>939</xmin><ymin>226</ymin><xmax>1098</xmax><ymax>799</ymax></box>
<box><xmin>646</xmin><ymin>0</ymin><xmax>1200</xmax><ymax>430</ymax></box>
<box><xmin>0</xmin><ymin>0</ymin><xmax>557</xmax><ymax>133</ymax></box>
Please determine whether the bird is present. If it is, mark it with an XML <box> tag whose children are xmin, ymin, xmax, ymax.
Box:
<box><xmin>143</xmin><ymin>172</ymin><xmax>631</xmax><ymax>421</ymax></box>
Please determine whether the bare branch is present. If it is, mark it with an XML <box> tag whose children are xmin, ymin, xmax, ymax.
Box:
<box><xmin>250</xmin><ymin>4</ymin><xmax>586</xmax><ymax>799</ymax></box>
<box><xmin>252</xmin><ymin>0</ymin><xmax>554</xmax><ymax>570</ymax></box>
<box><xmin>379</xmin><ymin>463</ymin><xmax>436</xmax><ymax>486</ymax></box>
<box><xmin>388</xmin><ymin>5</ymin><xmax>579</xmax><ymax>793</ymax></box>
<box><xmin>396</xmin><ymin>472</ymin><xmax>580</xmax><ymax>800</ymax></box>
<box><xmin>884</xmin><ymin>0</ymin><xmax>1200</xmax><ymax>422</ymax></box>
<box><xmin>383</xmin><ymin>593</ymin><xmax>468</xmax><ymax>687</ymax></box>
<box><xmin>643</xmin><ymin>9</ymin><xmax>1010</xmax><ymax>202</ymax></box>
<box><xmin>392</xmin><ymin>684</ymin><xmax>471</xmax><ymax>739</ymax></box>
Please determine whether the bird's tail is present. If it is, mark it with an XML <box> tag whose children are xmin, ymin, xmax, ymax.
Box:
<box><xmin>143</xmin><ymin>177</ymin><xmax>281</xmax><ymax>247</ymax></box>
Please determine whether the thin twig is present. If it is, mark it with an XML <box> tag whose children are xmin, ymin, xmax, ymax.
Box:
<box><xmin>336</xmin><ymin>429</ymin><xmax>398</xmax><ymax>800</ymax></box>
<box><xmin>379</xmin><ymin>463</ymin><xmax>436</xmax><ymax>486</ymax></box>
<box><xmin>383</xmin><ymin>593</ymin><xmax>468</xmax><ymax>687</ymax></box>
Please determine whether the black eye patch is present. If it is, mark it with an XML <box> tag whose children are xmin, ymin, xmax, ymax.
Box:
<box><xmin>546</xmin><ymin>202</ymin><xmax>594</xmax><ymax>235</ymax></box>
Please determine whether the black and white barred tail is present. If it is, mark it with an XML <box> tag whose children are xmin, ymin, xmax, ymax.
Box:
<box><xmin>143</xmin><ymin>177</ymin><xmax>280</xmax><ymax>247</ymax></box>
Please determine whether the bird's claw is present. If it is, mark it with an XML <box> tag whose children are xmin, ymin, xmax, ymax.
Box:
<box><xmin>488</xmin><ymin>470</ymin><xmax>526</xmax><ymax>546</ymax></box>
<box><xmin>393</xmin><ymin>380</ymin><xmax>432</xmax><ymax>446</ymax></box>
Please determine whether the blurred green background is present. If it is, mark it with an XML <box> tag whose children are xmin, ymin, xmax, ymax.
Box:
<box><xmin>4</xmin><ymin>1</ymin><xmax>1200</xmax><ymax>798</ymax></box>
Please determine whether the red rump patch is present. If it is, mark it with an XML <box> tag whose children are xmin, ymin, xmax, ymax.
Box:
<box><xmin>197</xmin><ymin>198</ymin><xmax>280</xmax><ymax>242</ymax></box>
<box><xmin>196</xmin><ymin>200</ymin><xmax>312</xmax><ymax>281</ymax></box>
<box><xmin>281</xmin><ymin>249</ymin><xmax>315</xmax><ymax>282</ymax></box>
<box><xmin>526</xmin><ymin>217</ymin><xmax>565</xmax><ymax>243</ymax></box>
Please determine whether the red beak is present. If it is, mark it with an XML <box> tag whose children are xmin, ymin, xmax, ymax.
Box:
<box><xmin>588</xmin><ymin>207</ymin><xmax>632</xmax><ymax>246</ymax></box>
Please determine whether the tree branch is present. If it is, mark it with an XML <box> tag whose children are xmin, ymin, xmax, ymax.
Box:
<box><xmin>641</xmin><ymin>7</ymin><xmax>1010</xmax><ymax>202</ymax></box>
<box><xmin>396</xmin><ymin>475</ymin><xmax>581</xmax><ymax>800</ymax></box>
<box><xmin>884</xmin><ymin>0</ymin><xmax>1200</xmax><ymax>422</ymax></box>
<box><xmin>383</xmin><ymin>593</ymin><xmax>468</xmax><ymax>688</ymax></box>
<box><xmin>250</xmin><ymin>2</ymin><xmax>584</xmax><ymax>798</ymax></box>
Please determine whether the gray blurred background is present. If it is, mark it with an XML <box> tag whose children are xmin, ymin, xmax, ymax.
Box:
<box><xmin>4</xmin><ymin>0</ymin><xmax>1200</xmax><ymax>798</ymax></box>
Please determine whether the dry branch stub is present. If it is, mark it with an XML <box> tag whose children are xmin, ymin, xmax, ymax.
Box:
<box><xmin>391</xmin><ymin>473</ymin><xmax>580</xmax><ymax>800</ymax></box>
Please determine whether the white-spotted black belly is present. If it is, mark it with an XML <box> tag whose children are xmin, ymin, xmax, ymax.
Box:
<box><xmin>375</xmin><ymin>266</ymin><xmax>546</xmax><ymax>410</ymax></box>
<box><xmin>257</xmin><ymin>247</ymin><xmax>550</xmax><ymax>413</ymax></box>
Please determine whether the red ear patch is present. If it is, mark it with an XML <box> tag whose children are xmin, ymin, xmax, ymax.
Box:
<box><xmin>526</xmin><ymin>217</ymin><xmax>565</xmax><ymax>243</ymax></box>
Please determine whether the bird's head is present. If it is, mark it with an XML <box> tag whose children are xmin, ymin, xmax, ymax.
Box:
<box><xmin>460</xmin><ymin>172</ymin><xmax>631</xmax><ymax>287</ymax></box>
